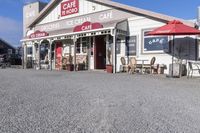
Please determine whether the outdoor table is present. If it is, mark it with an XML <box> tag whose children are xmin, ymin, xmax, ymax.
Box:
<box><xmin>136</xmin><ymin>59</ymin><xmax>149</xmax><ymax>74</ymax></box>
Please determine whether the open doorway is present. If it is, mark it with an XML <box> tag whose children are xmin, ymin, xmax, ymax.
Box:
<box><xmin>94</xmin><ymin>35</ymin><xmax>106</xmax><ymax>69</ymax></box>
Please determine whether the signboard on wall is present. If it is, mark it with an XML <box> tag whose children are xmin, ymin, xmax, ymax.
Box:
<box><xmin>144</xmin><ymin>36</ymin><xmax>169</xmax><ymax>52</ymax></box>
<box><xmin>126</xmin><ymin>36</ymin><xmax>137</xmax><ymax>56</ymax></box>
<box><xmin>29</xmin><ymin>30</ymin><xmax>49</xmax><ymax>39</ymax></box>
<box><xmin>61</xmin><ymin>0</ymin><xmax>79</xmax><ymax>17</ymax></box>
<box><xmin>143</xmin><ymin>30</ymin><xmax>169</xmax><ymax>53</ymax></box>
<box><xmin>35</xmin><ymin>9</ymin><xmax>133</xmax><ymax>33</ymax></box>
<box><xmin>73</xmin><ymin>21</ymin><xmax>103</xmax><ymax>32</ymax></box>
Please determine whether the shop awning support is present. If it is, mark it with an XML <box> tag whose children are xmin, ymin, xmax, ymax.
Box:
<box><xmin>49</xmin><ymin>40</ymin><xmax>53</xmax><ymax>71</ymax></box>
<box><xmin>112</xmin><ymin>29</ymin><xmax>117</xmax><ymax>74</ymax></box>
<box><xmin>73</xmin><ymin>37</ymin><xmax>77</xmax><ymax>71</ymax></box>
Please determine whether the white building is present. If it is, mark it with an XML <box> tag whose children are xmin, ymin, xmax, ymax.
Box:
<box><xmin>21</xmin><ymin>0</ymin><xmax>199</xmax><ymax>74</ymax></box>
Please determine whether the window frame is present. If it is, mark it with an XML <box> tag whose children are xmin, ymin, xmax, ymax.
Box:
<box><xmin>142</xmin><ymin>28</ymin><xmax>170</xmax><ymax>54</ymax></box>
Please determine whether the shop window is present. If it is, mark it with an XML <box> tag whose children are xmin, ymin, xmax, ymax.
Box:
<box><xmin>116</xmin><ymin>38</ymin><xmax>121</xmax><ymax>54</ymax></box>
<box><xmin>126</xmin><ymin>36</ymin><xmax>137</xmax><ymax>56</ymax></box>
<box><xmin>27</xmin><ymin>47</ymin><xmax>32</xmax><ymax>55</ymax></box>
<box><xmin>91</xmin><ymin>38</ymin><xmax>94</xmax><ymax>56</ymax></box>
<box><xmin>8</xmin><ymin>49</ymin><xmax>13</xmax><ymax>55</ymax></box>
<box><xmin>82</xmin><ymin>38</ymin><xmax>88</xmax><ymax>53</ymax></box>
<box><xmin>142</xmin><ymin>29</ymin><xmax>169</xmax><ymax>53</ymax></box>
<box><xmin>76</xmin><ymin>39</ymin><xmax>81</xmax><ymax>54</ymax></box>
<box><xmin>40</xmin><ymin>44</ymin><xmax>48</xmax><ymax>60</ymax></box>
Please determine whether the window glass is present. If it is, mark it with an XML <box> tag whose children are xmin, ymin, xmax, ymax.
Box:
<box><xmin>8</xmin><ymin>49</ymin><xmax>13</xmax><ymax>55</ymax></box>
<box><xmin>126</xmin><ymin>36</ymin><xmax>137</xmax><ymax>56</ymax></box>
<box><xmin>82</xmin><ymin>38</ymin><xmax>88</xmax><ymax>53</ymax></box>
<box><xmin>116</xmin><ymin>38</ymin><xmax>121</xmax><ymax>54</ymax></box>
<box><xmin>27</xmin><ymin>47</ymin><xmax>32</xmax><ymax>55</ymax></box>
<box><xmin>76</xmin><ymin>39</ymin><xmax>81</xmax><ymax>53</ymax></box>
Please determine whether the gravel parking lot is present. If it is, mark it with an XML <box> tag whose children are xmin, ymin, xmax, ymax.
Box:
<box><xmin>0</xmin><ymin>69</ymin><xmax>200</xmax><ymax>133</ymax></box>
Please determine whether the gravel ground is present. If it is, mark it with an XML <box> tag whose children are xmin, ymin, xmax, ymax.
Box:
<box><xmin>0</xmin><ymin>69</ymin><xmax>200</xmax><ymax>133</ymax></box>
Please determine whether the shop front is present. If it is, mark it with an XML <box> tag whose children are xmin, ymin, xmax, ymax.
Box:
<box><xmin>21</xmin><ymin>0</ymin><xmax>196</xmax><ymax>74</ymax></box>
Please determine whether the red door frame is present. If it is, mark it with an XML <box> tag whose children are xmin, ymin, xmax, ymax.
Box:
<box><xmin>55</xmin><ymin>42</ymin><xmax>62</xmax><ymax>70</ymax></box>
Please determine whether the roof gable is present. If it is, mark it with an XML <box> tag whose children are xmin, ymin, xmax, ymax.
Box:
<box><xmin>30</xmin><ymin>0</ymin><xmax>111</xmax><ymax>26</ymax></box>
<box><xmin>0</xmin><ymin>38</ymin><xmax>15</xmax><ymax>49</ymax></box>
<box><xmin>28</xmin><ymin>0</ymin><xmax>194</xmax><ymax>28</ymax></box>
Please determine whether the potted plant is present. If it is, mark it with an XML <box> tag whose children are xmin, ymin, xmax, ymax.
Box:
<box><xmin>62</xmin><ymin>57</ymin><xmax>67</xmax><ymax>70</ymax></box>
<box><xmin>106</xmin><ymin>48</ymin><xmax>113</xmax><ymax>73</ymax></box>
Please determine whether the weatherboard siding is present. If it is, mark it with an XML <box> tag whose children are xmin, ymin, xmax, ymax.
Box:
<box><xmin>38</xmin><ymin>0</ymin><xmax>111</xmax><ymax>25</ymax></box>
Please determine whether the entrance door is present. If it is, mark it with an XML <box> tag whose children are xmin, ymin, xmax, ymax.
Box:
<box><xmin>94</xmin><ymin>36</ymin><xmax>106</xmax><ymax>69</ymax></box>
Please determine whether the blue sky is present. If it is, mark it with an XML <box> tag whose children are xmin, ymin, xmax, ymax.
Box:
<box><xmin>0</xmin><ymin>0</ymin><xmax>199</xmax><ymax>47</ymax></box>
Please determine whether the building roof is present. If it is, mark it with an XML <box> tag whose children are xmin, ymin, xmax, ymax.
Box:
<box><xmin>28</xmin><ymin>0</ymin><xmax>195</xmax><ymax>28</ymax></box>
<box><xmin>0</xmin><ymin>38</ymin><xmax>16</xmax><ymax>49</ymax></box>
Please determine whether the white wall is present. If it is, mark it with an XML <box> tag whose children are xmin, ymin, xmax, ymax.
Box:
<box><xmin>38</xmin><ymin>0</ymin><xmax>110</xmax><ymax>25</ymax></box>
<box><xmin>116</xmin><ymin>16</ymin><xmax>197</xmax><ymax>74</ymax></box>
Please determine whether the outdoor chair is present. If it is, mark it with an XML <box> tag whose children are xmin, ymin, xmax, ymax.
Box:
<box><xmin>143</xmin><ymin>57</ymin><xmax>157</xmax><ymax>74</ymax></box>
<box><xmin>129</xmin><ymin>57</ymin><xmax>137</xmax><ymax>74</ymax></box>
<box><xmin>187</xmin><ymin>61</ymin><xmax>200</xmax><ymax>78</ymax></box>
<box><xmin>120</xmin><ymin>57</ymin><xmax>129</xmax><ymax>72</ymax></box>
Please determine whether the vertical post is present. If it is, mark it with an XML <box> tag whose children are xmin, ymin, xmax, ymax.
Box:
<box><xmin>172</xmin><ymin>35</ymin><xmax>175</xmax><ymax>77</ymax></box>
<box><xmin>88</xmin><ymin>37</ymin><xmax>91</xmax><ymax>70</ymax></box>
<box><xmin>113</xmin><ymin>29</ymin><xmax>117</xmax><ymax>73</ymax></box>
<box><xmin>106</xmin><ymin>34</ymin><xmax>109</xmax><ymax>65</ymax></box>
<box><xmin>38</xmin><ymin>43</ymin><xmax>41</xmax><ymax>69</ymax></box>
<box><xmin>22</xmin><ymin>43</ymin><xmax>24</xmax><ymax>69</ymax></box>
<box><xmin>49</xmin><ymin>41</ymin><xmax>52</xmax><ymax>71</ymax></box>
<box><xmin>24</xmin><ymin>43</ymin><xmax>27</xmax><ymax>69</ymax></box>
<box><xmin>73</xmin><ymin>37</ymin><xmax>77</xmax><ymax>71</ymax></box>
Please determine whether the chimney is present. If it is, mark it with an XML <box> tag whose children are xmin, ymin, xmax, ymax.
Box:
<box><xmin>23</xmin><ymin>1</ymin><xmax>47</xmax><ymax>37</ymax></box>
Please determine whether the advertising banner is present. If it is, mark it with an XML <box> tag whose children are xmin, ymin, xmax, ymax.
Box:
<box><xmin>29</xmin><ymin>30</ymin><xmax>49</xmax><ymax>38</ymax></box>
<box><xmin>55</xmin><ymin>42</ymin><xmax>62</xmax><ymax>70</ymax></box>
<box><xmin>73</xmin><ymin>21</ymin><xmax>103</xmax><ymax>32</ymax></box>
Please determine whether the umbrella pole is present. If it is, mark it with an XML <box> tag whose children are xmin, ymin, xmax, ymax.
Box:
<box><xmin>172</xmin><ymin>35</ymin><xmax>175</xmax><ymax>77</ymax></box>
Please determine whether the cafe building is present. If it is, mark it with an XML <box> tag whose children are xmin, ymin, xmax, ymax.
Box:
<box><xmin>21</xmin><ymin>0</ymin><xmax>198</xmax><ymax>74</ymax></box>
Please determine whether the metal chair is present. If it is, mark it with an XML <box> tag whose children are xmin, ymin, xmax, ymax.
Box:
<box><xmin>188</xmin><ymin>61</ymin><xmax>200</xmax><ymax>78</ymax></box>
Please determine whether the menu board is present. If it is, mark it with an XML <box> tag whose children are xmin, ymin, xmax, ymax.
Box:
<box><xmin>126</xmin><ymin>36</ymin><xmax>137</xmax><ymax>56</ymax></box>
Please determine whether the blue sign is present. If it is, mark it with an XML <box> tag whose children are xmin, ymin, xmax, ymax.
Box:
<box><xmin>144</xmin><ymin>36</ymin><xmax>169</xmax><ymax>52</ymax></box>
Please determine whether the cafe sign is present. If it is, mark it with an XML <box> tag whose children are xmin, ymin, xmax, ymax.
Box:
<box><xmin>61</xmin><ymin>0</ymin><xmax>79</xmax><ymax>17</ymax></box>
<box><xmin>29</xmin><ymin>30</ymin><xmax>49</xmax><ymax>39</ymax></box>
<box><xmin>73</xmin><ymin>21</ymin><xmax>103</xmax><ymax>32</ymax></box>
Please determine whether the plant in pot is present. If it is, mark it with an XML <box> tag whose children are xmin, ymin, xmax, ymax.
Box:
<box><xmin>67</xmin><ymin>54</ymin><xmax>74</xmax><ymax>71</ymax></box>
<box><xmin>106</xmin><ymin>48</ymin><xmax>113</xmax><ymax>73</ymax></box>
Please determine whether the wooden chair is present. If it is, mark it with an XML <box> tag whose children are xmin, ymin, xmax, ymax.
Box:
<box><xmin>129</xmin><ymin>57</ymin><xmax>137</xmax><ymax>74</ymax></box>
<box><xmin>120</xmin><ymin>57</ymin><xmax>129</xmax><ymax>72</ymax></box>
<box><xmin>143</xmin><ymin>57</ymin><xmax>157</xmax><ymax>74</ymax></box>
